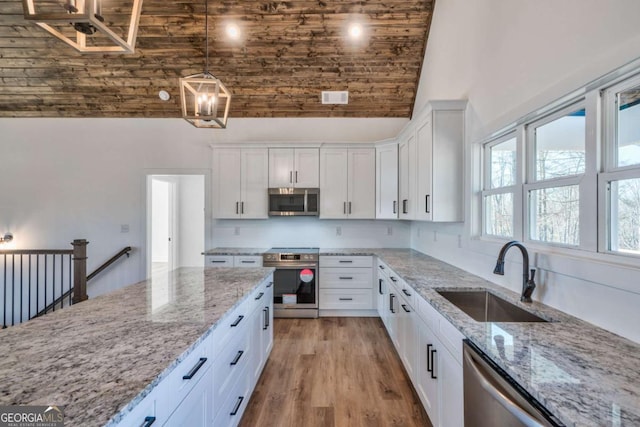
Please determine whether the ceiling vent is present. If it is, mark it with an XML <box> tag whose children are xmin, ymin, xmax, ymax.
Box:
<box><xmin>321</xmin><ymin>91</ymin><xmax>349</xmax><ymax>105</ymax></box>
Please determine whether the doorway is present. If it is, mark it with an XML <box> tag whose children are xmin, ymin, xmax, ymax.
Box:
<box><xmin>147</xmin><ymin>174</ymin><xmax>205</xmax><ymax>277</ymax></box>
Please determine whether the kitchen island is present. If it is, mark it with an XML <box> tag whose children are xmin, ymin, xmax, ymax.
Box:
<box><xmin>0</xmin><ymin>266</ymin><xmax>273</xmax><ymax>426</ymax></box>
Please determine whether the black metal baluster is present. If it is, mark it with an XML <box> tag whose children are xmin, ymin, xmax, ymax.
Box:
<box><xmin>11</xmin><ymin>254</ymin><xmax>15</xmax><ymax>326</ymax></box>
<box><xmin>3</xmin><ymin>254</ymin><xmax>7</xmax><ymax>328</ymax></box>
<box><xmin>36</xmin><ymin>254</ymin><xmax>40</xmax><ymax>318</ymax></box>
<box><xmin>28</xmin><ymin>255</ymin><xmax>32</xmax><ymax>320</ymax></box>
<box><xmin>68</xmin><ymin>254</ymin><xmax>72</xmax><ymax>307</ymax></box>
<box><xmin>20</xmin><ymin>255</ymin><xmax>23</xmax><ymax>324</ymax></box>
<box><xmin>44</xmin><ymin>255</ymin><xmax>47</xmax><ymax>317</ymax></box>
<box><xmin>52</xmin><ymin>254</ymin><xmax>56</xmax><ymax>312</ymax></box>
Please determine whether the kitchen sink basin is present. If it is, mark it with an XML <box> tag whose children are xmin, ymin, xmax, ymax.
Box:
<box><xmin>437</xmin><ymin>290</ymin><xmax>548</xmax><ymax>323</ymax></box>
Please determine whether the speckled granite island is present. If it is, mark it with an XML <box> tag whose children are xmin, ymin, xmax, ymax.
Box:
<box><xmin>0</xmin><ymin>266</ymin><xmax>273</xmax><ymax>426</ymax></box>
<box><xmin>321</xmin><ymin>248</ymin><xmax>640</xmax><ymax>426</ymax></box>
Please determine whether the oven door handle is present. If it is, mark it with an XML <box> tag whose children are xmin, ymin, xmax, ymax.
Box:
<box><xmin>267</xmin><ymin>265</ymin><xmax>317</xmax><ymax>270</ymax></box>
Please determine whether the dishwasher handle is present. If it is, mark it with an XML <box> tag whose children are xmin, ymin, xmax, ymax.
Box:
<box><xmin>463</xmin><ymin>348</ymin><xmax>545</xmax><ymax>427</ymax></box>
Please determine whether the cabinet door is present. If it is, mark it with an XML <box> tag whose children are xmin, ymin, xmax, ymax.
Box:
<box><xmin>250</xmin><ymin>304</ymin><xmax>264</xmax><ymax>388</ymax></box>
<box><xmin>294</xmin><ymin>148</ymin><xmax>320</xmax><ymax>187</ymax></box>
<box><xmin>416</xmin><ymin>318</ymin><xmax>440</xmax><ymax>427</ymax></box>
<box><xmin>398</xmin><ymin>298</ymin><xmax>417</xmax><ymax>382</ymax></box>
<box><xmin>432</xmin><ymin>110</ymin><xmax>464</xmax><ymax>222</ymax></box>
<box><xmin>376</xmin><ymin>144</ymin><xmax>399</xmax><ymax>219</ymax></box>
<box><xmin>268</xmin><ymin>148</ymin><xmax>294</xmax><ymax>187</ymax></box>
<box><xmin>240</xmin><ymin>149</ymin><xmax>269</xmax><ymax>219</ymax></box>
<box><xmin>416</xmin><ymin>118</ymin><xmax>433</xmax><ymax>221</ymax></box>
<box><xmin>347</xmin><ymin>148</ymin><xmax>375</xmax><ymax>219</ymax></box>
<box><xmin>319</xmin><ymin>148</ymin><xmax>348</xmax><ymax>218</ymax></box>
<box><xmin>164</xmin><ymin>366</ymin><xmax>213</xmax><ymax>427</ymax></box>
<box><xmin>213</xmin><ymin>149</ymin><xmax>242</xmax><ymax>218</ymax></box>
<box><xmin>262</xmin><ymin>283</ymin><xmax>274</xmax><ymax>362</ymax></box>
<box><xmin>438</xmin><ymin>345</ymin><xmax>463</xmax><ymax>427</ymax></box>
<box><xmin>398</xmin><ymin>135</ymin><xmax>416</xmax><ymax>219</ymax></box>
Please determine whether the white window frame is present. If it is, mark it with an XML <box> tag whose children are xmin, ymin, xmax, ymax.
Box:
<box><xmin>523</xmin><ymin>100</ymin><xmax>591</xmax><ymax>249</ymax></box>
<box><xmin>599</xmin><ymin>73</ymin><xmax>640</xmax><ymax>257</ymax></box>
<box><xmin>481</xmin><ymin>130</ymin><xmax>523</xmax><ymax>240</ymax></box>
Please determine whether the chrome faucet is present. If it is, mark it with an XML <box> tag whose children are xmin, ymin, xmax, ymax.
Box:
<box><xmin>493</xmin><ymin>241</ymin><xmax>536</xmax><ymax>303</ymax></box>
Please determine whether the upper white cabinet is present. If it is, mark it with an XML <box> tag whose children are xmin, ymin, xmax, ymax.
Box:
<box><xmin>268</xmin><ymin>148</ymin><xmax>319</xmax><ymax>188</ymax></box>
<box><xmin>398</xmin><ymin>133</ymin><xmax>416</xmax><ymax>220</ymax></box>
<box><xmin>320</xmin><ymin>148</ymin><xmax>375</xmax><ymax>219</ymax></box>
<box><xmin>376</xmin><ymin>143</ymin><xmax>399</xmax><ymax>219</ymax></box>
<box><xmin>213</xmin><ymin>148</ymin><xmax>269</xmax><ymax>219</ymax></box>
<box><xmin>415</xmin><ymin>101</ymin><xmax>466</xmax><ymax>222</ymax></box>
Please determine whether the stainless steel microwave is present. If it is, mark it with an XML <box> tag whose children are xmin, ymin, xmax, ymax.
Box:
<box><xmin>268</xmin><ymin>188</ymin><xmax>319</xmax><ymax>216</ymax></box>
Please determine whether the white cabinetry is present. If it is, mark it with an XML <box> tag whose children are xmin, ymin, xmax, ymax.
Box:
<box><xmin>116</xmin><ymin>276</ymin><xmax>274</xmax><ymax>427</ymax></box>
<box><xmin>205</xmin><ymin>255</ymin><xmax>263</xmax><ymax>268</ymax></box>
<box><xmin>319</xmin><ymin>256</ymin><xmax>375</xmax><ymax>315</ymax></box>
<box><xmin>398</xmin><ymin>134</ymin><xmax>416</xmax><ymax>219</ymax></box>
<box><xmin>376</xmin><ymin>143</ymin><xmax>399</xmax><ymax>219</ymax></box>
<box><xmin>319</xmin><ymin>148</ymin><xmax>375</xmax><ymax>219</ymax></box>
<box><xmin>268</xmin><ymin>148</ymin><xmax>319</xmax><ymax>188</ymax></box>
<box><xmin>213</xmin><ymin>148</ymin><xmax>269</xmax><ymax>219</ymax></box>
<box><xmin>415</xmin><ymin>101</ymin><xmax>466</xmax><ymax>222</ymax></box>
<box><xmin>377</xmin><ymin>261</ymin><xmax>464</xmax><ymax>427</ymax></box>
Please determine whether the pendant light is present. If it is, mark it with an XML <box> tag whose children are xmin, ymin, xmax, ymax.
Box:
<box><xmin>22</xmin><ymin>0</ymin><xmax>143</xmax><ymax>53</ymax></box>
<box><xmin>179</xmin><ymin>0</ymin><xmax>231</xmax><ymax>129</ymax></box>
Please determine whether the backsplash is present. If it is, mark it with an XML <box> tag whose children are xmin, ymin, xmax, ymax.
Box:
<box><xmin>211</xmin><ymin>217</ymin><xmax>411</xmax><ymax>248</ymax></box>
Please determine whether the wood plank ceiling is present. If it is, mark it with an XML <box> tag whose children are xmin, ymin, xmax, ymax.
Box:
<box><xmin>0</xmin><ymin>0</ymin><xmax>434</xmax><ymax>118</ymax></box>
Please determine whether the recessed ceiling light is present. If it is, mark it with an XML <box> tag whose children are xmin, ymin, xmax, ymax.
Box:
<box><xmin>348</xmin><ymin>23</ymin><xmax>363</xmax><ymax>39</ymax></box>
<box><xmin>226</xmin><ymin>23</ymin><xmax>240</xmax><ymax>40</ymax></box>
<box><xmin>158</xmin><ymin>90</ymin><xmax>170</xmax><ymax>101</ymax></box>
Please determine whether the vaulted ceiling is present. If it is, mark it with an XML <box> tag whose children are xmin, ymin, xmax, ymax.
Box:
<box><xmin>0</xmin><ymin>0</ymin><xmax>434</xmax><ymax>119</ymax></box>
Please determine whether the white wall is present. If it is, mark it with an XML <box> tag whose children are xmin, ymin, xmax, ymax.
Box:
<box><xmin>212</xmin><ymin>218</ymin><xmax>410</xmax><ymax>248</ymax></box>
<box><xmin>410</xmin><ymin>0</ymin><xmax>640</xmax><ymax>343</ymax></box>
<box><xmin>0</xmin><ymin>117</ymin><xmax>407</xmax><ymax>298</ymax></box>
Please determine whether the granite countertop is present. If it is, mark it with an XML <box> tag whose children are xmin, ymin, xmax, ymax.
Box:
<box><xmin>202</xmin><ymin>248</ymin><xmax>269</xmax><ymax>256</ymax></box>
<box><xmin>323</xmin><ymin>248</ymin><xmax>640</xmax><ymax>427</ymax></box>
<box><xmin>0</xmin><ymin>266</ymin><xmax>274</xmax><ymax>427</ymax></box>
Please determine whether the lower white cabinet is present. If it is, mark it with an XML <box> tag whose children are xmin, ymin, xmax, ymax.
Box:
<box><xmin>319</xmin><ymin>256</ymin><xmax>375</xmax><ymax>315</ymax></box>
<box><xmin>115</xmin><ymin>275</ymin><xmax>273</xmax><ymax>427</ymax></box>
<box><xmin>377</xmin><ymin>259</ymin><xmax>463</xmax><ymax>427</ymax></box>
<box><xmin>205</xmin><ymin>255</ymin><xmax>263</xmax><ymax>268</ymax></box>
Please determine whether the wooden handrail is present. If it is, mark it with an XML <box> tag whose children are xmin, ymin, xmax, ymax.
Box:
<box><xmin>87</xmin><ymin>246</ymin><xmax>132</xmax><ymax>282</ymax></box>
<box><xmin>36</xmin><ymin>245</ymin><xmax>132</xmax><ymax>317</ymax></box>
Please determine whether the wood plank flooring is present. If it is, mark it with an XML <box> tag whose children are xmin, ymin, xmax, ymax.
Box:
<box><xmin>240</xmin><ymin>317</ymin><xmax>432</xmax><ymax>427</ymax></box>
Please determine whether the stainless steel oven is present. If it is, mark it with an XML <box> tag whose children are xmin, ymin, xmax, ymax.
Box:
<box><xmin>263</xmin><ymin>248</ymin><xmax>319</xmax><ymax>318</ymax></box>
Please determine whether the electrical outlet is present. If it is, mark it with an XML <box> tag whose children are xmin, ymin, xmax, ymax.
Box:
<box><xmin>234</xmin><ymin>227</ymin><xmax>240</xmax><ymax>235</ymax></box>
<box><xmin>336</xmin><ymin>226</ymin><xmax>342</xmax><ymax>236</ymax></box>
<box><xmin>120</xmin><ymin>224</ymin><xmax>129</xmax><ymax>233</ymax></box>
<box><xmin>387</xmin><ymin>226</ymin><xmax>393</xmax><ymax>236</ymax></box>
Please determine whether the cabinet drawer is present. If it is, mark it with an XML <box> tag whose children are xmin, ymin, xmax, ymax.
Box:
<box><xmin>155</xmin><ymin>335</ymin><xmax>212</xmax><ymax>421</ymax></box>
<box><xmin>376</xmin><ymin>260</ymin><xmax>391</xmax><ymax>278</ymax></box>
<box><xmin>205</xmin><ymin>256</ymin><xmax>234</xmax><ymax>267</ymax></box>
<box><xmin>320</xmin><ymin>256</ymin><xmax>373</xmax><ymax>268</ymax></box>
<box><xmin>116</xmin><ymin>390</ymin><xmax>156</xmax><ymax>427</ymax></box>
<box><xmin>388</xmin><ymin>275</ymin><xmax>416</xmax><ymax>308</ymax></box>
<box><xmin>234</xmin><ymin>256</ymin><xmax>263</xmax><ymax>267</ymax></box>
<box><xmin>319</xmin><ymin>288</ymin><xmax>373</xmax><ymax>310</ymax></box>
<box><xmin>213</xmin><ymin>365</ymin><xmax>252</xmax><ymax>427</ymax></box>
<box><xmin>213</xmin><ymin>325</ymin><xmax>252</xmax><ymax>408</ymax></box>
<box><xmin>320</xmin><ymin>268</ymin><xmax>373</xmax><ymax>289</ymax></box>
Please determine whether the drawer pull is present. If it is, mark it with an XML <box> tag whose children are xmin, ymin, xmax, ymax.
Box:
<box><xmin>230</xmin><ymin>396</ymin><xmax>244</xmax><ymax>416</ymax></box>
<box><xmin>230</xmin><ymin>315</ymin><xmax>244</xmax><ymax>327</ymax></box>
<box><xmin>401</xmin><ymin>304</ymin><xmax>411</xmax><ymax>313</ymax></box>
<box><xmin>210</xmin><ymin>260</ymin><xmax>227</xmax><ymax>264</ymax></box>
<box><xmin>182</xmin><ymin>357</ymin><xmax>207</xmax><ymax>380</ymax></box>
<box><xmin>389</xmin><ymin>294</ymin><xmax>395</xmax><ymax>313</ymax></box>
<box><xmin>427</xmin><ymin>344</ymin><xmax>433</xmax><ymax>373</ymax></box>
<box><xmin>141</xmin><ymin>416</ymin><xmax>156</xmax><ymax>427</ymax></box>
<box><xmin>378</xmin><ymin>278</ymin><xmax>383</xmax><ymax>295</ymax></box>
<box><xmin>263</xmin><ymin>308</ymin><xmax>268</xmax><ymax>330</ymax></box>
<box><xmin>378</xmin><ymin>264</ymin><xmax>385</xmax><ymax>270</ymax></box>
<box><xmin>339</xmin><ymin>276</ymin><xmax>353</xmax><ymax>280</ymax></box>
<box><xmin>267</xmin><ymin>281</ymin><xmax>273</xmax><ymax>288</ymax></box>
<box><xmin>255</xmin><ymin>292</ymin><xmax>264</xmax><ymax>300</ymax></box>
<box><xmin>339</xmin><ymin>297</ymin><xmax>353</xmax><ymax>301</ymax></box>
<box><xmin>339</xmin><ymin>260</ymin><xmax>353</xmax><ymax>263</ymax></box>
<box><xmin>430</xmin><ymin>348</ymin><xmax>438</xmax><ymax>379</ymax></box>
<box><xmin>402</xmin><ymin>289</ymin><xmax>412</xmax><ymax>297</ymax></box>
<box><xmin>230</xmin><ymin>350</ymin><xmax>244</xmax><ymax>366</ymax></box>
<box><xmin>241</xmin><ymin>260</ymin><xmax>256</xmax><ymax>264</ymax></box>
<box><xmin>390</xmin><ymin>276</ymin><xmax>398</xmax><ymax>282</ymax></box>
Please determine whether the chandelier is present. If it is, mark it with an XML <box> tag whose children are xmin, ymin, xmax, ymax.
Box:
<box><xmin>179</xmin><ymin>0</ymin><xmax>231</xmax><ymax>128</ymax></box>
<box><xmin>22</xmin><ymin>0</ymin><xmax>143</xmax><ymax>53</ymax></box>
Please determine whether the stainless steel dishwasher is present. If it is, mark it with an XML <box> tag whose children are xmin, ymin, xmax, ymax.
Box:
<box><xmin>463</xmin><ymin>340</ymin><xmax>565</xmax><ymax>427</ymax></box>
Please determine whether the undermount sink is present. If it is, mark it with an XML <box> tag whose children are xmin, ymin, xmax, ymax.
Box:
<box><xmin>437</xmin><ymin>290</ymin><xmax>548</xmax><ymax>323</ymax></box>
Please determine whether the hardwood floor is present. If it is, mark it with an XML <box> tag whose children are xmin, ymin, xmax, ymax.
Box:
<box><xmin>240</xmin><ymin>317</ymin><xmax>432</xmax><ymax>427</ymax></box>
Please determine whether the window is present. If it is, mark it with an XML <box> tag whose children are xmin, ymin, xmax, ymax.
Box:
<box><xmin>482</xmin><ymin>134</ymin><xmax>519</xmax><ymax>238</ymax></box>
<box><xmin>602</xmin><ymin>75</ymin><xmax>640</xmax><ymax>256</ymax></box>
<box><xmin>526</xmin><ymin>106</ymin><xmax>586</xmax><ymax>246</ymax></box>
